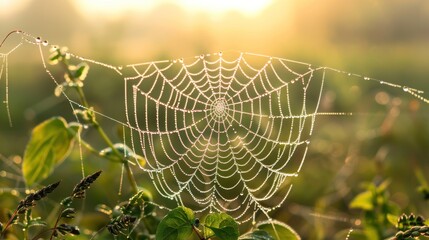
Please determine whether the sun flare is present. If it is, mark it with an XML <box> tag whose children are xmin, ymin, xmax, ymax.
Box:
<box><xmin>73</xmin><ymin>0</ymin><xmax>273</xmax><ymax>18</ymax></box>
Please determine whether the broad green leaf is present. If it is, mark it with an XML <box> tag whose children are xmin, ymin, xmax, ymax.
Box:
<box><xmin>240</xmin><ymin>230</ymin><xmax>274</xmax><ymax>240</ymax></box>
<box><xmin>349</xmin><ymin>191</ymin><xmax>373</xmax><ymax>210</ymax></box>
<box><xmin>156</xmin><ymin>206</ymin><xmax>194</xmax><ymax>240</ymax></box>
<box><xmin>256</xmin><ymin>220</ymin><xmax>300</xmax><ymax>240</ymax></box>
<box><xmin>23</xmin><ymin>117</ymin><xmax>80</xmax><ymax>186</ymax></box>
<box><xmin>203</xmin><ymin>212</ymin><xmax>239</xmax><ymax>240</ymax></box>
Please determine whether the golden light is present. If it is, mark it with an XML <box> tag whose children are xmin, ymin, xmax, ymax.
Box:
<box><xmin>177</xmin><ymin>0</ymin><xmax>273</xmax><ymax>15</ymax></box>
<box><xmin>73</xmin><ymin>0</ymin><xmax>273</xmax><ymax>18</ymax></box>
<box><xmin>0</xmin><ymin>0</ymin><xmax>30</xmax><ymax>16</ymax></box>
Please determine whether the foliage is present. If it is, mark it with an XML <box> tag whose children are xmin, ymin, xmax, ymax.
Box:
<box><xmin>202</xmin><ymin>212</ymin><xmax>239</xmax><ymax>240</ymax></box>
<box><xmin>253</xmin><ymin>220</ymin><xmax>300</xmax><ymax>240</ymax></box>
<box><xmin>342</xmin><ymin>180</ymin><xmax>429</xmax><ymax>240</ymax></box>
<box><xmin>1</xmin><ymin>38</ymin><xmax>429</xmax><ymax>239</ymax></box>
<box><xmin>393</xmin><ymin>214</ymin><xmax>429</xmax><ymax>240</ymax></box>
<box><xmin>156</xmin><ymin>206</ymin><xmax>195</xmax><ymax>240</ymax></box>
<box><xmin>22</xmin><ymin>117</ymin><xmax>80</xmax><ymax>186</ymax></box>
<box><xmin>0</xmin><ymin>171</ymin><xmax>100</xmax><ymax>239</ymax></box>
<box><xmin>347</xmin><ymin>180</ymin><xmax>399</xmax><ymax>238</ymax></box>
<box><xmin>0</xmin><ymin>44</ymin><xmax>300</xmax><ymax>239</ymax></box>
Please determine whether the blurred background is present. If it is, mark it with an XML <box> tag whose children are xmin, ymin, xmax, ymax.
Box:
<box><xmin>1</xmin><ymin>0</ymin><xmax>429</xmax><ymax>239</ymax></box>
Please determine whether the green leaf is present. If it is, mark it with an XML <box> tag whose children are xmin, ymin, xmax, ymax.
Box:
<box><xmin>376</xmin><ymin>179</ymin><xmax>391</xmax><ymax>193</ymax></box>
<box><xmin>256</xmin><ymin>220</ymin><xmax>300</xmax><ymax>240</ymax></box>
<box><xmin>28</xmin><ymin>218</ymin><xmax>47</xmax><ymax>228</ymax></box>
<box><xmin>387</xmin><ymin>214</ymin><xmax>399</xmax><ymax>227</ymax></box>
<box><xmin>22</xmin><ymin>117</ymin><xmax>80</xmax><ymax>186</ymax></box>
<box><xmin>156</xmin><ymin>206</ymin><xmax>194</xmax><ymax>240</ymax></box>
<box><xmin>99</xmin><ymin>143</ymin><xmax>146</xmax><ymax>165</ymax></box>
<box><xmin>61</xmin><ymin>208</ymin><xmax>76</xmax><ymax>219</ymax></box>
<box><xmin>72</xmin><ymin>62</ymin><xmax>90</xmax><ymax>81</ymax></box>
<box><xmin>48</xmin><ymin>46</ymin><xmax>68</xmax><ymax>65</ymax></box>
<box><xmin>54</xmin><ymin>84</ymin><xmax>65</xmax><ymax>97</ymax></box>
<box><xmin>48</xmin><ymin>51</ymin><xmax>61</xmax><ymax>65</ymax></box>
<box><xmin>349</xmin><ymin>191</ymin><xmax>374</xmax><ymax>210</ymax></box>
<box><xmin>240</xmin><ymin>230</ymin><xmax>274</xmax><ymax>240</ymax></box>
<box><xmin>203</xmin><ymin>212</ymin><xmax>239</xmax><ymax>240</ymax></box>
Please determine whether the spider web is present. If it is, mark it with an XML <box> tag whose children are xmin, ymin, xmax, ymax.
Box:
<box><xmin>124</xmin><ymin>52</ymin><xmax>325</xmax><ymax>222</ymax></box>
<box><xmin>2</xmin><ymin>32</ymin><xmax>429</xmax><ymax>224</ymax></box>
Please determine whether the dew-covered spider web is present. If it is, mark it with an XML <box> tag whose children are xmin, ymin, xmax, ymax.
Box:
<box><xmin>124</xmin><ymin>52</ymin><xmax>329</xmax><ymax>222</ymax></box>
<box><xmin>1</xmin><ymin>32</ymin><xmax>429</xmax><ymax>225</ymax></box>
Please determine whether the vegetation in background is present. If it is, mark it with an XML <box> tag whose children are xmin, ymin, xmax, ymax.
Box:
<box><xmin>1</xmin><ymin>1</ymin><xmax>429</xmax><ymax>238</ymax></box>
<box><xmin>0</xmin><ymin>43</ymin><xmax>305</xmax><ymax>239</ymax></box>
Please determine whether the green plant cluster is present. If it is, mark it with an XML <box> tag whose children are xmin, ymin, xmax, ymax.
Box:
<box><xmin>394</xmin><ymin>214</ymin><xmax>429</xmax><ymax>240</ymax></box>
<box><xmin>1</xmin><ymin>43</ymin><xmax>429</xmax><ymax>239</ymax></box>
<box><xmin>0</xmin><ymin>45</ymin><xmax>301</xmax><ymax>239</ymax></box>
<box><xmin>0</xmin><ymin>170</ymin><xmax>100</xmax><ymax>239</ymax></box>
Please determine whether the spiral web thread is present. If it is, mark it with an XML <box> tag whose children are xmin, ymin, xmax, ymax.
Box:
<box><xmin>2</xmin><ymin>32</ymin><xmax>429</xmax><ymax>224</ymax></box>
<box><xmin>124</xmin><ymin>51</ymin><xmax>327</xmax><ymax>222</ymax></box>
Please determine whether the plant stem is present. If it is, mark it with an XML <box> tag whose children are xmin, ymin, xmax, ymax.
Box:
<box><xmin>61</xmin><ymin>58</ymin><xmax>138</xmax><ymax>194</ymax></box>
<box><xmin>80</xmin><ymin>139</ymin><xmax>119</xmax><ymax>162</ymax></box>
<box><xmin>192</xmin><ymin>225</ymin><xmax>205</xmax><ymax>240</ymax></box>
<box><xmin>92</xmin><ymin>121</ymin><xmax>138</xmax><ymax>193</ymax></box>
<box><xmin>75</xmin><ymin>84</ymin><xmax>89</xmax><ymax>109</ymax></box>
<box><xmin>48</xmin><ymin>205</ymin><xmax>64</xmax><ymax>240</ymax></box>
<box><xmin>31</xmin><ymin>228</ymin><xmax>56</xmax><ymax>240</ymax></box>
<box><xmin>0</xmin><ymin>209</ymin><xmax>18</xmax><ymax>238</ymax></box>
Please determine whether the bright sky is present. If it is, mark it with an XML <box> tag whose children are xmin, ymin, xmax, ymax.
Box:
<box><xmin>0</xmin><ymin>0</ymin><xmax>30</xmax><ymax>16</ymax></box>
<box><xmin>0</xmin><ymin>0</ymin><xmax>273</xmax><ymax>20</ymax></box>
<box><xmin>73</xmin><ymin>0</ymin><xmax>274</xmax><ymax>18</ymax></box>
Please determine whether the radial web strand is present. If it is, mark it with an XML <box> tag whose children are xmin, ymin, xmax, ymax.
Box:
<box><xmin>124</xmin><ymin>52</ymin><xmax>327</xmax><ymax>222</ymax></box>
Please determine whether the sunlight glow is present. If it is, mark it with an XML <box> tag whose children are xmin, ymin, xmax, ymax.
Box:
<box><xmin>178</xmin><ymin>0</ymin><xmax>273</xmax><ymax>15</ymax></box>
<box><xmin>73</xmin><ymin>0</ymin><xmax>273</xmax><ymax>18</ymax></box>
<box><xmin>0</xmin><ymin>0</ymin><xmax>30</xmax><ymax>16</ymax></box>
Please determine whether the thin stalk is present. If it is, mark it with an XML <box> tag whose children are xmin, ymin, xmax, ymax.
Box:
<box><xmin>92</xmin><ymin>121</ymin><xmax>138</xmax><ymax>193</ymax></box>
<box><xmin>48</xmin><ymin>205</ymin><xmax>64</xmax><ymax>240</ymax></box>
<box><xmin>192</xmin><ymin>225</ymin><xmax>205</xmax><ymax>240</ymax></box>
<box><xmin>0</xmin><ymin>209</ymin><xmax>19</xmax><ymax>238</ymax></box>
<box><xmin>60</xmin><ymin>61</ymin><xmax>89</xmax><ymax>107</ymax></box>
<box><xmin>75</xmin><ymin>84</ymin><xmax>89</xmax><ymax>109</ymax></box>
<box><xmin>79</xmin><ymin>139</ymin><xmax>121</xmax><ymax>163</ymax></box>
<box><xmin>60</xmin><ymin>58</ymin><xmax>138</xmax><ymax>194</ymax></box>
<box><xmin>31</xmin><ymin>228</ymin><xmax>56</xmax><ymax>240</ymax></box>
